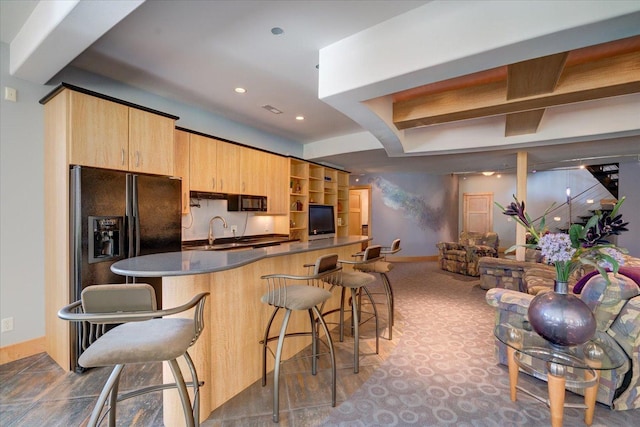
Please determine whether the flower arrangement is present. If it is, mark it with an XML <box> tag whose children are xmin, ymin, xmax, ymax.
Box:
<box><xmin>498</xmin><ymin>195</ymin><xmax>629</xmax><ymax>284</ymax></box>
<box><xmin>496</xmin><ymin>195</ymin><xmax>555</xmax><ymax>248</ymax></box>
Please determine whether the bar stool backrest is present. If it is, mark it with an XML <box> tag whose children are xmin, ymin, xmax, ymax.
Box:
<box><xmin>363</xmin><ymin>245</ymin><xmax>382</xmax><ymax>262</ymax></box>
<box><xmin>314</xmin><ymin>253</ymin><xmax>339</xmax><ymax>275</ymax></box>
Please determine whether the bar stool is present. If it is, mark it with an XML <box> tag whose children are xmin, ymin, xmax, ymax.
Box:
<box><xmin>355</xmin><ymin>239</ymin><xmax>401</xmax><ymax>340</ymax></box>
<box><xmin>260</xmin><ymin>253</ymin><xmax>342</xmax><ymax>423</ymax></box>
<box><xmin>329</xmin><ymin>245</ymin><xmax>383</xmax><ymax>374</ymax></box>
<box><xmin>58</xmin><ymin>284</ymin><xmax>208</xmax><ymax>427</ymax></box>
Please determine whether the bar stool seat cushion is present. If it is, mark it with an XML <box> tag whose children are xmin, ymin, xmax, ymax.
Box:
<box><xmin>78</xmin><ymin>318</ymin><xmax>195</xmax><ymax>368</ymax></box>
<box><xmin>357</xmin><ymin>261</ymin><xmax>394</xmax><ymax>274</ymax></box>
<box><xmin>261</xmin><ymin>285</ymin><xmax>332</xmax><ymax>311</ymax></box>
<box><xmin>339</xmin><ymin>271</ymin><xmax>376</xmax><ymax>289</ymax></box>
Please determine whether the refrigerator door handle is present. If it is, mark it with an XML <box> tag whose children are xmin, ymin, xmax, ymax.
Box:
<box><xmin>132</xmin><ymin>174</ymin><xmax>141</xmax><ymax>257</ymax></box>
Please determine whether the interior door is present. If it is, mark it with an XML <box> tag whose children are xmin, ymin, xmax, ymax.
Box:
<box><xmin>348</xmin><ymin>192</ymin><xmax>362</xmax><ymax>236</ymax></box>
<box><xmin>463</xmin><ymin>192</ymin><xmax>493</xmax><ymax>232</ymax></box>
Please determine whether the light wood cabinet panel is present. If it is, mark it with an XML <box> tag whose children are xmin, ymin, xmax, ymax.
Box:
<box><xmin>240</xmin><ymin>147</ymin><xmax>266</xmax><ymax>196</ymax></box>
<box><xmin>129</xmin><ymin>108</ymin><xmax>174</xmax><ymax>175</ymax></box>
<box><xmin>174</xmin><ymin>130</ymin><xmax>190</xmax><ymax>215</ymax></box>
<box><xmin>189</xmin><ymin>134</ymin><xmax>218</xmax><ymax>192</ymax></box>
<box><xmin>68</xmin><ymin>91</ymin><xmax>129</xmax><ymax>170</ymax></box>
<box><xmin>216</xmin><ymin>141</ymin><xmax>241</xmax><ymax>194</ymax></box>
<box><xmin>266</xmin><ymin>154</ymin><xmax>288</xmax><ymax>214</ymax></box>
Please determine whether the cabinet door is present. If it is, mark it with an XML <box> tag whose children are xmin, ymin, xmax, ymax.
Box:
<box><xmin>216</xmin><ymin>141</ymin><xmax>241</xmax><ymax>194</ymax></box>
<box><xmin>190</xmin><ymin>134</ymin><xmax>218</xmax><ymax>192</ymax></box>
<box><xmin>68</xmin><ymin>91</ymin><xmax>129</xmax><ymax>170</ymax></box>
<box><xmin>240</xmin><ymin>147</ymin><xmax>266</xmax><ymax>196</ymax></box>
<box><xmin>129</xmin><ymin>109</ymin><xmax>175</xmax><ymax>175</ymax></box>
<box><xmin>174</xmin><ymin>130</ymin><xmax>190</xmax><ymax>215</ymax></box>
<box><xmin>266</xmin><ymin>154</ymin><xmax>288</xmax><ymax>214</ymax></box>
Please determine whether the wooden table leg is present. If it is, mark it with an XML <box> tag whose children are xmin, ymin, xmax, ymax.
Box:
<box><xmin>583</xmin><ymin>370</ymin><xmax>600</xmax><ymax>426</ymax></box>
<box><xmin>547</xmin><ymin>367</ymin><xmax>566</xmax><ymax>427</ymax></box>
<box><xmin>507</xmin><ymin>346</ymin><xmax>519</xmax><ymax>401</ymax></box>
<box><xmin>584</xmin><ymin>342</ymin><xmax>604</xmax><ymax>426</ymax></box>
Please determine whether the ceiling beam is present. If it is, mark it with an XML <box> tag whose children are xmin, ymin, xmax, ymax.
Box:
<box><xmin>504</xmin><ymin>52</ymin><xmax>568</xmax><ymax>136</ymax></box>
<box><xmin>393</xmin><ymin>50</ymin><xmax>640</xmax><ymax>130</ymax></box>
<box><xmin>507</xmin><ymin>52</ymin><xmax>568</xmax><ymax>99</ymax></box>
<box><xmin>505</xmin><ymin>110</ymin><xmax>546</xmax><ymax>136</ymax></box>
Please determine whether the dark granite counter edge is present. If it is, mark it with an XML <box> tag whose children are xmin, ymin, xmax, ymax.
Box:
<box><xmin>111</xmin><ymin>236</ymin><xmax>369</xmax><ymax>277</ymax></box>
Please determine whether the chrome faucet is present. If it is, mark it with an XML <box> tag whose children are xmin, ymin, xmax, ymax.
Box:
<box><xmin>208</xmin><ymin>215</ymin><xmax>228</xmax><ymax>245</ymax></box>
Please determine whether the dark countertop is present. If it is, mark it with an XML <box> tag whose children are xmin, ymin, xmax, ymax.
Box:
<box><xmin>111</xmin><ymin>236</ymin><xmax>369</xmax><ymax>277</ymax></box>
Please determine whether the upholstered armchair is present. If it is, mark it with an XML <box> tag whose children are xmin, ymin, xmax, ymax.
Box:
<box><xmin>436</xmin><ymin>231</ymin><xmax>499</xmax><ymax>276</ymax></box>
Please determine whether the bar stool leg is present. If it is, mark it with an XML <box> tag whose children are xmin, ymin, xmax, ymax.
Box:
<box><xmin>350</xmin><ymin>288</ymin><xmax>360</xmax><ymax>373</ymax></box>
<box><xmin>309</xmin><ymin>309</ymin><xmax>318</xmax><ymax>375</ymax></box>
<box><xmin>272</xmin><ymin>309</ymin><xmax>292</xmax><ymax>423</ymax></box>
<box><xmin>168</xmin><ymin>358</ymin><xmax>196</xmax><ymax>427</ymax></box>
<box><xmin>381</xmin><ymin>272</ymin><xmax>394</xmax><ymax>340</ymax></box>
<box><xmin>89</xmin><ymin>364</ymin><xmax>124</xmax><ymax>427</ymax></box>
<box><xmin>361</xmin><ymin>286</ymin><xmax>380</xmax><ymax>354</ymax></box>
<box><xmin>313</xmin><ymin>305</ymin><xmax>337</xmax><ymax>407</ymax></box>
<box><xmin>262</xmin><ymin>308</ymin><xmax>280</xmax><ymax>386</ymax></box>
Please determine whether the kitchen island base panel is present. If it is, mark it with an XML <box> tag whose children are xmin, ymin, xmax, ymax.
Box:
<box><xmin>161</xmin><ymin>244</ymin><xmax>360</xmax><ymax>425</ymax></box>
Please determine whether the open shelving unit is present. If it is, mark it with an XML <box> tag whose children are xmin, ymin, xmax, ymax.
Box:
<box><xmin>337</xmin><ymin>171</ymin><xmax>349</xmax><ymax>237</ymax></box>
<box><xmin>288</xmin><ymin>160</ymin><xmax>349</xmax><ymax>241</ymax></box>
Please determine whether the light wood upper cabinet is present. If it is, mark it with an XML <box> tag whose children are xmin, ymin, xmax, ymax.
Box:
<box><xmin>174</xmin><ymin>130</ymin><xmax>190</xmax><ymax>214</ymax></box>
<box><xmin>129</xmin><ymin>108</ymin><xmax>175</xmax><ymax>175</ymax></box>
<box><xmin>189</xmin><ymin>133</ymin><xmax>218</xmax><ymax>192</ymax></box>
<box><xmin>216</xmin><ymin>141</ymin><xmax>241</xmax><ymax>194</ymax></box>
<box><xmin>266</xmin><ymin>153</ymin><xmax>288</xmax><ymax>214</ymax></box>
<box><xmin>67</xmin><ymin>90</ymin><xmax>175</xmax><ymax>175</ymax></box>
<box><xmin>68</xmin><ymin>91</ymin><xmax>129</xmax><ymax>170</ymax></box>
<box><xmin>240</xmin><ymin>146</ymin><xmax>266</xmax><ymax>196</ymax></box>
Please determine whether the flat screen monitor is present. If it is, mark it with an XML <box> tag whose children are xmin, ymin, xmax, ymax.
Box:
<box><xmin>308</xmin><ymin>204</ymin><xmax>336</xmax><ymax>241</ymax></box>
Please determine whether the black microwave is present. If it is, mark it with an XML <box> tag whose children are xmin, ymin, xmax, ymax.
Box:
<box><xmin>227</xmin><ymin>195</ymin><xmax>268</xmax><ymax>212</ymax></box>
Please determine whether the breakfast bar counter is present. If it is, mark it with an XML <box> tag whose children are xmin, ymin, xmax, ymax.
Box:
<box><xmin>111</xmin><ymin>236</ymin><xmax>368</xmax><ymax>277</ymax></box>
<box><xmin>111</xmin><ymin>236</ymin><xmax>368</xmax><ymax>425</ymax></box>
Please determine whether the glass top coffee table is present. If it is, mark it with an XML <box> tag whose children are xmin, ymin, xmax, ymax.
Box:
<box><xmin>494</xmin><ymin>323</ymin><xmax>628</xmax><ymax>427</ymax></box>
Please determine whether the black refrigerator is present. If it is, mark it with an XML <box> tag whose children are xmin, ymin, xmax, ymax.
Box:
<box><xmin>70</xmin><ymin>165</ymin><xmax>182</xmax><ymax>370</ymax></box>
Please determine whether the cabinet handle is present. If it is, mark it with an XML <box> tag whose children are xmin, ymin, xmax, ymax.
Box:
<box><xmin>136</xmin><ymin>151</ymin><xmax>141</xmax><ymax>167</ymax></box>
<box><xmin>121</xmin><ymin>149</ymin><xmax>125</xmax><ymax>165</ymax></box>
<box><xmin>212</xmin><ymin>178</ymin><xmax>216</xmax><ymax>190</ymax></box>
<box><xmin>242</xmin><ymin>182</ymin><xmax>245</xmax><ymax>192</ymax></box>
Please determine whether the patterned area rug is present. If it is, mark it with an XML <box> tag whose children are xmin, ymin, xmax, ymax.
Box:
<box><xmin>320</xmin><ymin>262</ymin><xmax>638</xmax><ymax>426</ymax></box>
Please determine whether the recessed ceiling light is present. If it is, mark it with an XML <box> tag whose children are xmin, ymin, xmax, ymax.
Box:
<box><xmin>271</xmin><ymin>27</ymin><xmax>284</xmax><ymax>35</ymax></box>
<box><xmin>234</xmin><ymin>87</ymin><xmax>246</xmax><ymax>94</ymax></box>
<box><xmin>295</xmin><ymin>116</ymin><xmax>304</xmax><ymax>121</ymax></box>
<box><xmin>482</xmin><ymin>171</ymin><xmax>495</xmax><ymax>176</ymax></box>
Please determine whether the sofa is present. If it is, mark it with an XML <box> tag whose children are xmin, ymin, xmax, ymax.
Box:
<box><xmin>485</xmin><ymin>270</ymin><xmax>640</xmax><ymax>410</ymax></box>
<box><xmin>479</xmin><ymin>254</ymin><xmax>640</xmax><ymax>295</ymax></box>
<box><xmin>436</xmin><ymin>231</ymin><xmax>499</xmax><ymax>277</ymax></box>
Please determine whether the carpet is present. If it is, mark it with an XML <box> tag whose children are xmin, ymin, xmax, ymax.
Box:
<box><xmin>319</xmin><ymin>262</ymin><xmax>638</xmax><ymax>426</ymax></box>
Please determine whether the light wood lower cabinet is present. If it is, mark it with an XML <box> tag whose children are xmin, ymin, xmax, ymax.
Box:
<box><xmin>161</xmin><ymin>243</ymin><xmax>361</xmax><ymax>425</ymax></box>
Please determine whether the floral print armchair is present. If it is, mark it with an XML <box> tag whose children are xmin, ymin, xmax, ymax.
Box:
<box><xmin>436</xmin><ymin>231</ymin><xmax>499</xmax><ymax>277</ymax></box>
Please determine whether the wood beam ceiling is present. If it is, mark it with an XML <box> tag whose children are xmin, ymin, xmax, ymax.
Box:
<box><xmin>392</xmin><ymin>37</ymin><xmax>640</xmax><ymax>136</ymax></box>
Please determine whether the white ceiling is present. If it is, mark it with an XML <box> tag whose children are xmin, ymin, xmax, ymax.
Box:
<box><xmin>3</xmin><ymin>0</ymin><xmax>640</xmax><ymax>175</ymax></box>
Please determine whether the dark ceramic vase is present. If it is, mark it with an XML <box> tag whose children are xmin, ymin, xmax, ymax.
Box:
<box><xmin>527</xmin><ymin>280</ymin><xmax>596</xmax><ymax>347</ymax></box>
